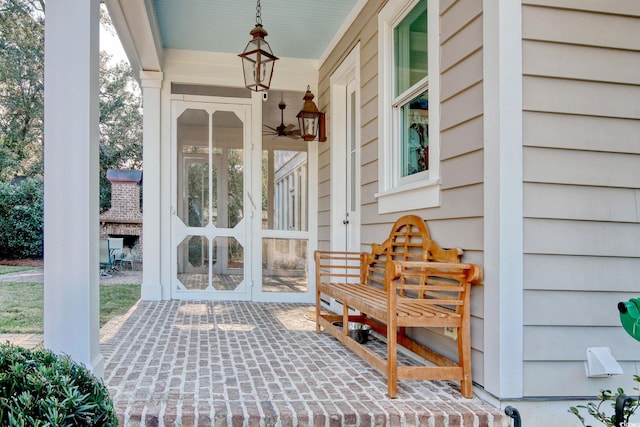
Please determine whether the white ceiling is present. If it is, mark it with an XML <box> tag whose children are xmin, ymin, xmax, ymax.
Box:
<box><xmin>152</xmin><ymin>0</ymin><xmax>360</xmax><ymax>60</ymax></box>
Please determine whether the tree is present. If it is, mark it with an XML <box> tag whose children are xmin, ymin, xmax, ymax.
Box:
<box><xmin>0</xmin><ymin>0</ymin><xmax>45</xmax><ymax>180</ymax></box>
<box><xmin>98</xmin><ymin>9</ymin><xmax>142</xmax><ymax>211</ymax></box>
<box><xmin>0</xmin><ymin>0</ymin><xmax>143</xmax><ymax>258</ymax></box>
<box><xmin>98</xmin><ymin>53</ymin><xmax>143</xmax><ymax>212</ymax></box>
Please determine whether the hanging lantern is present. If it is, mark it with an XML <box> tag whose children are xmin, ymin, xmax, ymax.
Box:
<box><xmin>296</xmin><ymin>86</ymin><xmax>327</xmax><ymax>142</ymax></box>
<box><xmin>238</xmin><ymin>0</ymin><xmax>278</xmax><ymax>92</ymax></box>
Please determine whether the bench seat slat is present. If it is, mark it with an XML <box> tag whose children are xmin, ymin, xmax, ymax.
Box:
<box><xmin>319</xmin><ymin>283</ymin><xmax>462</xmax><ymax>321</ymax></box>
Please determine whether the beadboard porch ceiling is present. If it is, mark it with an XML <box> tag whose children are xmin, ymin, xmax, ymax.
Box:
<box><xmin>153</xmin><ymin>0</ymin><xmax>362</xmax><ymax>60</ymax></box>
<box><xmin>105</xmin><ymin>0</ymin><xmax>366</xmax><ymax>73</ymax></box>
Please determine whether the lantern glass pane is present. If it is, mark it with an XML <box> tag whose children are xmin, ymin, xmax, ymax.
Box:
<box><xmin>303</xmin><ymin>117</ymin><xmax>317</xmax><ymax>136</ymax></box>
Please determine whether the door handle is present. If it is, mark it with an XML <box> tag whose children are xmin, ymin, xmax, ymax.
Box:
<box><xmin>343</xmin><ymin>219</ymin><xmax>349</xmax><ymax>225</ymax></box>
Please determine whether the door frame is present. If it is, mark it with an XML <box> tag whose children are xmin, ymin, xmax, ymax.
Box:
<box><xmin>326</xmin><ymin>45</ymin><xmax>360</xmax><ymax>313</ymax></box>
<box><xmin>169</xmin><ymin>92</ymin><xmax>318</xmax><ymax>303</ymax></box>
<box><xmin>330</xmin><ymin>44</ymin><xmax>361</xmax><ymax>253</ymax></box>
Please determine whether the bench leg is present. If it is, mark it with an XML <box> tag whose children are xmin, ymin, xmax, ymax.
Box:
<box><xmin>343</xmin><ymin>304</ymin><xmax>350</xmax><ymax>338</ymax></box>
<box><xmin>387</xmin><ymin>324</ymin><xmax>398</xmax><ymax>398</ymax></box>
<box><xmin>458</xmin><ymin>323</ymin><xmax>473</xmax><ymax>398</ymax></box>
<box><xmin>315</xmin><ymin>288</ymin><xmax>321</xmax><ymax>333</ymax></box>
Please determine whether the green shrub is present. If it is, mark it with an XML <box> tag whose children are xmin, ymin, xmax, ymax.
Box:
<box><xmin>0</xmin><ymin>343</ymin><xmax>118</xmax><ymax>426</ymax></box>
<box><xmin>0</xmin><ymin>177</ymin><xmax>43</xmax><ymax>259</ymax></box>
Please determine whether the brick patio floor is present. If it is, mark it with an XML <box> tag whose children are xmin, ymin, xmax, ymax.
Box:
<box><xmin>101</xmin><ymin>300</ymin><xmax>508</xmax><ymax>426</ymax></box>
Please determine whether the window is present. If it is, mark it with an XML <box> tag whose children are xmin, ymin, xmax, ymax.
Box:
<box><xmin>377</xmin><ymin>0</ymin><xmax>439</xmax><ymax>213</ymax></box>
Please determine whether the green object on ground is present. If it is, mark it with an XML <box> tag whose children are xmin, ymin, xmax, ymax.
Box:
<box><xmin>618</xmin><ymin>298</ymin><xmax>640</xmax><ymax>342</ymax></box>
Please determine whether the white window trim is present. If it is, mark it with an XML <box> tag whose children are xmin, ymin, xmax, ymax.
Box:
<box><xmin>376</xmin><ymin>0</ymin><xmax>440</xmax><ymax>213</ymax></box>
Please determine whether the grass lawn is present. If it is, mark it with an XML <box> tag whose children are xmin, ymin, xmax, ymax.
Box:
<box><xmin>0</xmin><ymin>282</ymin><xmax>140</xmax><ymax>333</ymax></box>
<box><xmin>0</xmin><ymin>265</ymin><xmax>35</xmax><ymax>275</ymax></box>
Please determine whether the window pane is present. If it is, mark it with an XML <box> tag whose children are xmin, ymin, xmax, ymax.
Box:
<box><xmin>262</xmin><ymin>238</ymin><xmax>308</xmax><ymax>293</ymax></box>
<box><xmin>176</xmin><ymin>109</ymin><xmax>209</xmax><ymax>228</ymax></box>
<box><xmin>394</xmin><ymin>0</ymin><xmax>427</xmax><ymax>96</ymax></box>
<box><xmin>400</xmin><ymin>91</ymin><xmax>429</xmax><ymax>177</ymax></box>
<box><xmin>211</xmin><ymin>111</ymin><xmax>244</xmax><ymax>228</ymax></box>
<box><xmin>211</xmin><ymin>236</ymin><xmax>244</xmax><ymax>291</ymax></box>
<box><xmin>262</xmin><ymin>148</ymin><xmax>308</xmax><ymax>231</ymax></box>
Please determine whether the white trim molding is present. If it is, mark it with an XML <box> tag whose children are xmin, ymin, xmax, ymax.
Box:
<box><xmin>330</xmin><ymin>44</ymin><xmax>361</xmax><ymax>252</ymax></box>
<box><xmin>140</xmin><ymin>71</ymin><xmax>164</xmax><ymax>300</ymax></box>
<box><xmin>482</xmin><ymin>0</ymin><xmax>524</xmax><ymax>399</ymax></box>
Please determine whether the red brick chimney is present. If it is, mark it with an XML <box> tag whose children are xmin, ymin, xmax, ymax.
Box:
<box><xmin>100</xmin><ymin>169</ymin><xmax>142</xmax><ymax>222</ymax></box>
<box><xmin>100</xmin><ymin>169</ymin><xmax>143</xmax><ymax>257</ymax></box>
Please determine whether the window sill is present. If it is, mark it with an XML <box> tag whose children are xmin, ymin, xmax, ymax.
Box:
<box><xmin>375</xmin><ymin>178</ymin><xmax>441</xmax><ymax>213</ymax></box>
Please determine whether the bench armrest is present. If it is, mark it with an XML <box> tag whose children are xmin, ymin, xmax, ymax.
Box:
<box><xmin>314</xmin><ymin>250</ymin><xmax>369</xmax><ymax>284</ymax></box>
<box><xmin>387</xmin><ymin>260</ymin><xmax>482</xmax><ymax>308</ymax></box>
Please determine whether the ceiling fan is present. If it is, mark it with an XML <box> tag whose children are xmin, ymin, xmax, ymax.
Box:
<box><xmin>263</xmin><ymin>99</ymin><xmax>301</xmax><ymax>139</ymax></box>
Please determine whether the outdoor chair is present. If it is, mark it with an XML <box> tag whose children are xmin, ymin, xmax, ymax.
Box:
<box><xmin>108</xmin><ymin>237</ymin><xmax>124</xmax><ymax>272</ymax></box>
<box><xmin>122</xmin><ymin>244</ymin><xmax>139</xmax><ymax>270</ymax></box>
<box><xmin>99</xmin><ymin>238</ymin><xmax>114</xmax><ymax>277</ymax></box>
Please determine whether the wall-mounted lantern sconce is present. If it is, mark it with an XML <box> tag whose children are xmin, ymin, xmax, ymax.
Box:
<box><xmin>296</xmin><ymin>86</ymin><xmax>327</xmax><ymax>142</ymax></box>
<box><xmin>238</xmin><ymin>0</ymin><xmax>278</xmax><ymax>92</ymax></box>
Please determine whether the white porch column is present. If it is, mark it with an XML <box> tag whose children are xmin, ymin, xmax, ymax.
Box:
<box><xmin>483</xmin><ymin>0</ymin><xmax>524</xmax><ymax>398</ymax></box>
<box><xmin>43</xmin><ymin>0</ymin><xmax>102</xmax><ymax>375</ymax></box>
<box><xmin>140</xmin><ymin>71</ymin><xmax>164</xmax><ymax>300</ymax></box>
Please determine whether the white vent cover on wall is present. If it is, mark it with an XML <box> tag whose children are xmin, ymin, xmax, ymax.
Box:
<box><xmin>585</xmin><ymin>347</ymin><xmax>623</xmax><ymax>378</ymax></box>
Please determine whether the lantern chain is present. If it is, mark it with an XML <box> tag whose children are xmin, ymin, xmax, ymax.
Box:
<box><xmin>256</xmin><ymin>0</ymin><xmax>262</xmax><ymax>25</ymax></box>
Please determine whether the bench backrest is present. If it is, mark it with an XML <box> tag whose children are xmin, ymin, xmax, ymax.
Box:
<box><xmin>365</xmin><ymin>215</ymin><xmax>463</xmax><ymax>290</ymax></box>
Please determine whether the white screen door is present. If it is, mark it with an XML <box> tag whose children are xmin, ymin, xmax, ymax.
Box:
<box><xmin>172</xmin><ymin>100</ymin><xmax>252</xmax><ymax>300</ymax></box>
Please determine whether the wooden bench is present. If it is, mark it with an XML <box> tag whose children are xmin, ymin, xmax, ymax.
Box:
<box><xmin>314</xmin><ymin>215</ymin><xmax>482</xmax><ymax>398</ymax></box>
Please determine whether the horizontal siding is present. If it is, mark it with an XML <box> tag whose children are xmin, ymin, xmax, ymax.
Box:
<box><xmin>359</xmin><ymin>181</ymin><xmax>378</xmax><ymax>209</ymax></box>
<box><xmin>524</xmin><ymin>183</ymin><xmax>639</xmax><ymax>222</ymax></box>
<box><xmin>524</xmin><ymin>0</ymin><xmax>640</xmax><ymax>16</ymax></box>
<box><xmin>435</xmin><ymin>0</ymin><xmax>486</xmax><ymax>390</ymax></box>
<box><xmin>523</xmin><ymin>41</ymin><xmax>640</xmax><ymax>85</ymax></box>
<box><xmin>440</xmin><ymin>49</ymin><xmax>482</xmax><ymax>102</ymax></box>
<box><xmin>525</xmin><ymin>147</ymin><xmax>640</xmax><ymax>188</ymax></box>
<box><xmin>426</xmin><ymin>217</ymin><xmax>484</xmax><ymax>251</ymax></box>
<box><xmin>521</xmin><ymin>3</ymin><xmax>640</xmax><ymax>399</ymax></box>
<box><xmin>440</xmin><ymin>82</ymin><xmax>483</xmax><ymax>131</ymax></box>
<box><xmin>440</xmin><ymin>12</ymin><xmax>482</xmax><ymax>72</ymax></box>
<box><xmin>418</xmin><ymin>184</ymin><xmax>484</xmax><ymax>220</ymax></box>
<box><xmin>440</xmin><ymin>116</ymin><xmax>483</xmax><ymax>159</ymax></box>
<box><xmin>525</xmin><ymin>254</ymin><xmax>640</xmax><ymax>292</ymax></box>
<box><xmin>439</xmin><ymin>0</ymin><xmax>482</xmax><ymax>44</ymax></box>
<box><xmin>360</xmin><ymin>115</ymin><xmax>378</xmax><ymax>146</ymax></box>
<box><xmin>525</xmin><ymin>326</ymin><xmax>640</xmax><ymax>360</ymax></box>
<box><xmin>524</xmin><ymin>111</ymin><xmax>640</xmax><ymax>154</ymax></box>
<box><xmin>524</xmin><ymin>291</ymin><xmax>638</xmax><ymax>327</ymax></box>
<box><xmin>359</xmin><ymin>138</ymin><xmax>378</xmax><ymax>167</ymax></box>
<box><xmin>524</xmin><ymin>361</ymin><xmax>639</xmax><ymax>397</ymax></box>
<box><xmin>524</xmin><ymin>76</ymin><xmax>640</xmax><ymax>119</ymax></box>
<box><xmin>440</xmin><ymin>149</ymin><xmax>483</xmax><ymax>190</ymax></box>
<box><xmin>523</xmin><ymin>6</ymin><xmax>640</xmax><ymax>50</ymax></box>
<box><xmin>524</xmin><ymin>219</ymin><xmax>640</xmax><ymax>257</ymax></box>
